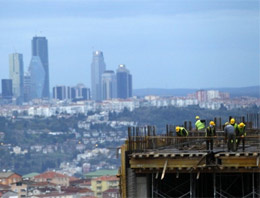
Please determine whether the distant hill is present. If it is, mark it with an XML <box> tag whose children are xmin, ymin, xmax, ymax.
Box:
<box><xmin>133</xmin><ymin>86</ymin><xmax>260</xmax><ymax>98</ymax></box>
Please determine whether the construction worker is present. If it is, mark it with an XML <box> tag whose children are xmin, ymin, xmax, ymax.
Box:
<box><xmin>230</xmin><ymin>118</ymin><xmax>238</xmax><ymax>131</ymax></box>
<box><xmin>236</xmin><ymin>122</ymin><xmax>246</xmax><ymax>151</ymax></box>
<box><xmin>195</xmin><ymin>116</ymin><xmax>205</xmax><ymax>131</ymax></box>
<box><xmin>224</xmin><ymin>122</ymin><xmax>236</xmax><ymax>152</ymax></box>
<box><xmin>175</xmin><ymin>126</ymin><xmax>189</xmax><ymax>149</ymax></box>
<box><xmin>206</xmin><ymin>121</ymin><xmax>216</xmax><ymax>151</ymax></box>
<box><xmin>175</xmin><ymin>126</ymin><xmax>189</xmax><ymax>137</ymax></box>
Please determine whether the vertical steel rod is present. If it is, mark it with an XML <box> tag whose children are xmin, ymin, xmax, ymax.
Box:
<box><xmin>252</xmin><ymin>172</ymin><xmax>255</xmax><ymax>198</ymax></box>
<box><xmin>190</xmin><ymin>173</ymin><xmax>193</xmax><ymax>198</ymax></box>
<box><xmin>152</xmin><ymin>173</ymin><xmax>154</xmax><ymax>198</ymax></box>
<box><xmin>213</xmin><ymin>173</ymin><xmax>216</xmax><ymax>198</ymax></box>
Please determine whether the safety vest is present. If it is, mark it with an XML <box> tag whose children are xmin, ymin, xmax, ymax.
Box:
<box><xmin>232</xmin><ymin>123</ymin><xmax>238</xmax><ymax>130</ymax></box>
<box><xmin>195</xmin><ymin>120</ymin><xmax>205</xmax><ymax>130</ymax></box>
<box><xmin>238</xmin><ymin>126</ymin><xmax>246</xmax><ymax>135</ymax></box>
<box><xmin>179</xmin><ymin>127</ymin><xmax>189</xmax><ymax>136</ymax></box>
<box><xmin>206</xmin><ymin>126</ymin><xmax>215</xmax><ymax>136</ymax></box>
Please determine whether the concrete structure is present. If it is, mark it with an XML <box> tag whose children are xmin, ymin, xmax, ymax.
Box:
<box><xmin>28</xmin><ymin>56</ymin><xmax>45</xmax><ymax>99</ymax></box>
<box><xmin>119</xmin><ymin>116</ymin><xmax>260</xmax><ymax>197</ymax></box>
<box><xmin>91</xmin><ymin>51</ymin><xmax>106</xmax><ymax>101</ymax></box>
<box><xmin>116</xmin><ymin>64</ymin><xmax>132</xmax><ymax>99</ymax></box>
<box><xmin>102</xmin><ymin>70</ymin><xmax>117</xmax><ymax>100</ymax></box>
<box><xmin>32</xmin><ymin>36</ymin><xmax>50</xmax><ymax>99</ymax></box>
<box><xmin>1</xmin><ymin>79</ymin><xmax>12</xmax><ymax>99</ymax></box>
<box><xmin>9</xmin><ymin>53</ymin><xmax>24</xmax><ymax>104</ymax></box>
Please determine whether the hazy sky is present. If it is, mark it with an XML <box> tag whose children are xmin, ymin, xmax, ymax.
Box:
<box><xmin>0</xmin><ymin>0</ymin><xmax>259</xmax><ymax>89</ymax></box>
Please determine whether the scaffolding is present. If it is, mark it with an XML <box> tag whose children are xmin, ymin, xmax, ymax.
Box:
<box><xmin>119</xmin><ymin>114</ymin><xmax>260</xmax><ymax>198</ymax></box>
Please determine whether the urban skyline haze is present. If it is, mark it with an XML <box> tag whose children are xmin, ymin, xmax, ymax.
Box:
<box><xmin>0</xmin><ymin>0</ymin><xmax>259</xmax><ymax>90</ymax></box>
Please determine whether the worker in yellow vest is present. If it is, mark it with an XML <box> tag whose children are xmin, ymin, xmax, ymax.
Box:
<box><xmin>205</xmin><ymin>121</ymin><xmax>216</xmax><ymax>151</ymax></box>
<box><xmin>175</xmin><ymin>126</ymin><xmax>189</xmax><ymax>137</ymax></box>
<box><xmin>175</xmin><ymin>126</ymin><xmax>189</xmax><ymax>149</ymax></box>
<box><xmin>236</xmin><ymin>122</ymin><xmax>246</xmax><ymax>151</ymax></box>
<box><xmin>195</xmin><ymin>116</ymin><xmax>205</xmax><ymax>131</ymax></box>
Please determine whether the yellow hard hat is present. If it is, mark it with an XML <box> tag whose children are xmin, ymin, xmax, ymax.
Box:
<box><xmin>195</xmin><ymin>116</ymin><xmax>200</xmax><ymax>120</ymax></box>
<box><xmin>230</xmin><ymin>118</ymin><xmax>235</xmax><ymax>125</ymax></box>
<box><xmin>176</xmin><ymin>126</ymin><xmax>180</xmax><ymax>132</ymax></box>
<box><xmin>210</xmin><ymin>121</ymin><xmax>215</xmax><ymax>126</ymax></box>
<box><xmin>239</xmin><ymin>122</ymin><xmax>245</xmax><ymax>128</ymax></box>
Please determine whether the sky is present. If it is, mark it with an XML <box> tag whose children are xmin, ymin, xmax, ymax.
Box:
<box><xmin>0</xmin><ymin>0</ymin><xmax>259</xmax><ymax>89</ymax></box>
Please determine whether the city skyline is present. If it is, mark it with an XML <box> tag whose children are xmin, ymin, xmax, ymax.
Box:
<box><xmin>0</xmin><ymin>0</ymin><xmax>259</xmax><ymax>90</ymax></box>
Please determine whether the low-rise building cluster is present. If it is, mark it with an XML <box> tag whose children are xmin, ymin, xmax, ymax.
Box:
<box><xmin>0</xmin><ymin>171</ymin><xmax>119</xmax><ymax>198</ymax></box>
<box><xmin>0</xmin><ymin>90</ymin><xmax>259</xmax><ymax>117</ymax></box>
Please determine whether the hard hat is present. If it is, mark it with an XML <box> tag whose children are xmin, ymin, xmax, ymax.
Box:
<box><xmin>230</xmin><ymin>118</ymin><xmax>235</xmax><ymax>125</ymax></box>
<box><xmin>239</xmin><ymin>122</ymin><xmax>245</xmax><ymax>128</ymax></box>
<box><xmin>195</xmin><ymin>116</ymin><xmax>200</xmax><ymax>120</ymax></box>
<box><xmin>210</xmin><ymin>121</ymin><xmax>215</xmax><ymax>126</ymax></box>
<box><xmin>175</xmin><ymin>126</ymin><xmax>180</xmax><ymax>132</ymax></box>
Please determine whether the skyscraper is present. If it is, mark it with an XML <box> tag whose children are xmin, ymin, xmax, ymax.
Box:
<box><xmin>116</xmin><ymin>64</ymin><xmax>132</xmax><ymax>99</ymax></box>
<box><xmin>9</xmin><ymin>53</ymin><xmax>24</xmax><ymax>103</ymax></box>
<box><xmin>102</xmin><ymin>70</ymin><xmax>117</xmax><ymax>100</ymax></box>
<box><xmin>28</xmin><ymin>56</ymin><xmax>45</xmax><ymax>99</ymax></box>
<box><xmin>32</xmin><ymin>36</ymin><xmax>50</xmax><ymax>99</ymax></box>
<box><xmin>91</xmin><ymin>51</ymin><xmax>106</xmax><ymax>101</ymax></box>
<box><xmin>23</xmin><ymin>73</ymin><xmax>31</xmax><ymax>102</ymax></box>
<box><xmin>1</xmin><ymin>79</ymin><xmax>12</xmax><ymax>99</ymax></box>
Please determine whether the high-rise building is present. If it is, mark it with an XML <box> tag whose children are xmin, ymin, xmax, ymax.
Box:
<box><xmin>9</xmin><ymin>53</ymin><xmax>24</xmax><ymax>103</ymax></box>
<box><xmin>1</xmin><ymin>79</ymin><xmax>13</xmax><ymax>99</ymax></box>
<box><xmin>32</xmin><ymin>36</ymin><xmax>50</xmax><ymax>99</ymax></box>
<box><xmin>102</xmin><ymin>70</ymin><xmax>117</xmax><ymax>100</ymax></box>
<box><xmin>53</xmin><ymin>86</ymin><xmax>67</xmax><ymax>100</ymax></box>
<box><xmin>116</xmin><ymin>64</ymin><xmax>132</xmax><ymax>99</ymax></box>
<box><xmin>91</xmin><ymin>51</ymin><xmax>106</xmax><ymax>101</ymax></box>
<box><xmin>71</xmin><ymin>84</ymin><xmax>90</xmax><ymax>101</ymax></box>
<box><xmin>28</xmin><ymin>56</ymin><xmax>45</xmax><ymax>99</ymax></box>
<box><xmin>53</xmin><ymin>84</ymin><xmax>90</xmax><ymax>101</ymax></box>
<box><xmin>23</xmin><ymin>73</ymin><xmax>31</xmax><ymax>102</ymax></box>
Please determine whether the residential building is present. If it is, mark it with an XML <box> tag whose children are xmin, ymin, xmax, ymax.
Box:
<box><xmin>103</xmin><ymin>188</ymin><xmax>120</xmax><ymax>198</ymax></box>
<box><xmin>2</xmin><ymin>191</ymin><xmax>18</xmax><ymax>198</ymax></box>
<box><xmin>1</xmin><ymin>79</ymin><xmax>12</xmax><ymax>99</ymax></box>
<box><xmin>91</xmin><ymin>51</ymin><xmax>106</xmax><ymax>101</ymax></box>
<box><xmin>28</xmin><ymin>56</ymin><xmax>45</xmax><ymax>99</ymax></box>
<box><xmin>116</xmin><ymin>64</ymin><xmax>132</xmax><ymax>99</ymax></box>
<box><xmin>0</xmin><ymin>172</ymin><xmax>22</xmax><ymax>186</ymax></box>
<box><xmin>33</xmin><ymin>171</ymin><xmax>70</xmax><ymax>186</ymax></box>
<box><xmin>9</xmin><ymin>53</ymin><xmax>24</xmax><ymax>104</ymax></box>
<box><xmin>11</xmin><ymin>181</ymin><xmax>32</xmax><ymax>198</ymax></box>
<box><xmin>91</xmin><ymin>176</ymin><xmax>119</xmax><ymax>197</ymax></box>
<box><xmin>101</xmin><ymin>70</ymin><xmax>117</xmax><ymax>100</ymax></box>
<box><xmin>32</xmin><ymin>36</ymin><xmax>50</xmax><ymax>99</ymax></box>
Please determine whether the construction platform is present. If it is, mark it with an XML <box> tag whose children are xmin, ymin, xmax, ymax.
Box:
<box><xmin>119</xmin><ymin>115</ymin><xmax>260</xmax><ymax>198</ymax></box>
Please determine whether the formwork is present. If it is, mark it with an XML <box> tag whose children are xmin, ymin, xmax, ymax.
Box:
<box><xmin>119</xmin><ymin>114</ymin><xmax>260</xmax><ymax>198</ymax></box>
